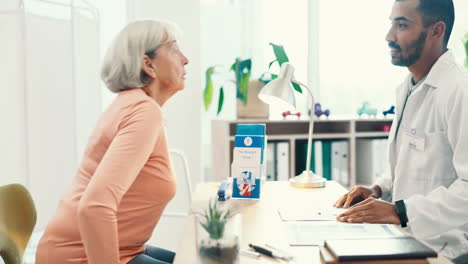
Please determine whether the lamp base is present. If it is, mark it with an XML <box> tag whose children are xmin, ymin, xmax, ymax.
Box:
<box><xmin>289</xmin><ymin>170</ymin><xmax>326</xmax><ymax>188</ymax></box>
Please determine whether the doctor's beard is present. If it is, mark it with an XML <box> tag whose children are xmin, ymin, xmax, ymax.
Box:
<box><xmin>389</xmin><ymin>30</ymin><xmax>427</xmax><ymax>67</ymax></box>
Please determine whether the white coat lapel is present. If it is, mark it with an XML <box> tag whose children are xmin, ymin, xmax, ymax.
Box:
<box><xmin>388</xmin><ymin>75</ymin><xmax>411</xmax><ymax>177</ymax></box>
<box><xmin>388</xmin><ymin>75</ymin><xmax>411</xmax><ymax>145</ymax></box>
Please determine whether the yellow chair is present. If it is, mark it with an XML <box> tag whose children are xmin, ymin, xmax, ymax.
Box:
<box><xmin>0</xmin><ymin>184</ymin><xmax>37</xmax><ymax>264</ymax></box>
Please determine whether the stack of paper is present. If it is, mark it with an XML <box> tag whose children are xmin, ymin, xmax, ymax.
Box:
<box><xmin>285</xmin><ymin>221</ymin><xmax>403</xmax><ymax>246</ymax></box>
<box><xmin>278</xmin><ymin>206</ymin><xmax>346</xmax><ymax>221</ymax></box>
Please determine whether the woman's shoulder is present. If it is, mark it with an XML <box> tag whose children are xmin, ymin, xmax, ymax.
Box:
<box><xmin>113</xmin><ymin>89</ymin><xmax>163</xmax><ymax>125</ymax></box>
<box><xmin>117</xmin><ymin>88</ymin><xmax>160</xmax><ymax>111</ymax></box>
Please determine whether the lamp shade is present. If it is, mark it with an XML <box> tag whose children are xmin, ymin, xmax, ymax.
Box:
<box><xmin>258</xmin><ymin>63</ymin><xmax>296</xmax><ymax>111</ymax></box>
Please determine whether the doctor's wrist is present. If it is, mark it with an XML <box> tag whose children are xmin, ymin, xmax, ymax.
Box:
<box><xmin>395</xmin><ymin>200</ymin><xmax>408</xmax><ymax>228</ymax></box>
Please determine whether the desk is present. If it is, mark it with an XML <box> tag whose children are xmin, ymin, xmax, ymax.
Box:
<box><xmin>174</xmin><ymin>181</ymin><xmax>452</xmax><ymax>264</ymax></box>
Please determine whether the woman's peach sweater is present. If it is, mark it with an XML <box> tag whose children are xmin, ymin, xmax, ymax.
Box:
<box><xmin>36</xmin><ymin>89</ymin><xmax>176</xmax><ymax>264</ymax></box>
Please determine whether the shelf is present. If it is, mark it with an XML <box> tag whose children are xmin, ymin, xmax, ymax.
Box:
<box><xmin>229</xmin><ymin>133</ymin><xmax>352</xmax><ymax>141</ymax></box>
<box><xmin>227</xmin><ymin>119</ymin><xmax>351</xmax><ymax>136</ymax></box>
<box><xmin>355</xmin><ymin>119</ymin><xmax>393</xmax><ymax>133</ymax></box>
<box><xmin>355</xmin><ymin>132</ymin><xmax>390</xmax><ymax>138</ymax></box>
<box><xmin>212</xmin><ymin>118</ymin><xmax>394</xmax><ymax>187</ymax></box>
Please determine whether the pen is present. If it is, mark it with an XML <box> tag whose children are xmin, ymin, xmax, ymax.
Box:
<box><xmin>265</xmin><ymin>244</ymin><xmax>294</xmax><ymax>260</ymax></box>
<box><xmin>248</xmin><ymin>244</ymin><xmax>276</xmax><ymax>258</ymax></box>
<box><xmin>240</xmin><ymin>249</ymin><xmax>261</xmax><ymax>258</ymax></box>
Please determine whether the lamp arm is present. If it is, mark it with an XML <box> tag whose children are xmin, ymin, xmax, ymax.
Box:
<box><xmin>292</xmin><ymin>80</ymin><xmax>315</xmax><ymax>173</ymax></box>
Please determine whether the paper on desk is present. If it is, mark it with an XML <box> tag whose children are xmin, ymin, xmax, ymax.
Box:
<box><xmin>278</xmin><ymin>206</ymin><xmax>347</xmax><ymax>221</ymax></box>
<box><xmin>285</xmin><ymin>221</ymin><xmax>403</xmax><ymax>246</ymax></box>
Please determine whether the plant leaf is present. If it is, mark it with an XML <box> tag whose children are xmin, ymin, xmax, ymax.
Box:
<box><xmin>269</xmin><ymin>43</ymin><xmax>289</xmax><ymax>66</ymax></box>
<box><xmin>292</xmin><ymin>82</ymin><xmax>302</xmax><ymax>93</ymax></box>
<box><xmin>240</xmin><ymin>72</ymin><xmax>250</xmax><ymax>105</ymax></box>
<box><xmin>217</xmin><ymin>86</ymin><xmax>224</xmax><ymax>115</ymax></box>
<box><xmin>203</xmin><ymin>67</ymin><xmax>215</xmax><ymax>110</ymax></box>
<box><xmin>269</xmin><ymin>43</ymin><xmax>302</xmax><ymax>93</ymax></box>
<box><xmin>268</xmin><ymin>59</ymin><xmax>278</xmax><ymax>70</ymax></box>
<box><xmin>232</xmin><ymin>58</ymin><xmax>252</xmax><ymax>102</ymax></box>
<box><xmin>201</xmin><ymin>198</ymin><xmax>231</xmax><ymax>239</ymax></box>
<box><xmin>464</xmin><ymin>34</ymin><xmax>468</xmax><ymax>68</ymax></box>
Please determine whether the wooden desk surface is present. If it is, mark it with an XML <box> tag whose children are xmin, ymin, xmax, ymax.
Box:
<box><xmin>174</xmin><ymin>181</ymin><xmax>452</xmax><ymax>264</ymax></box>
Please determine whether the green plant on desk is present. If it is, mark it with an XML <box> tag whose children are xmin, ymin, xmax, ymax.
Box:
<box><xmin>200</xmin><ymin>200</ymin><xmax>232</xmax><ymax>239</ymax></box>
<box><xmin>198</xmin><ymin>200</ymin><xmax>238</xmax><ymax>264</ymax></box>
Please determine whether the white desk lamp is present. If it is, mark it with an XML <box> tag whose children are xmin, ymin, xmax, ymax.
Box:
<box><xmin>258</xmin><ymin>63</ymin><xmax>326</xmax><ymax>188</ymax></box>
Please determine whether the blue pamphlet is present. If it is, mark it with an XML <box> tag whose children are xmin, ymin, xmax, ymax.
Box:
<box><xmin>231</xmin><ymin>124</ymin><xmax>266</xmax><ymax>199</ymax></box>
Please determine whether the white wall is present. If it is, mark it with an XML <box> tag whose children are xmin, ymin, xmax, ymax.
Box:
<box><xmin>0</xmin><ymin>1</ymin><xmax>101</xmax><ymax>230</ymax></box>
<box><xmin>93</xmin><ymin>0</ymin><xmax>127</xmax><ymax>108</ymax></box>
<box><xmin>127</xmin><ymin>0</ymin><xmax>202</xmax><ymax>184</ymax></box>
<box><xmin>127</xmin><ymin>0</ymin><xmax>202</xmax><ymax>251</ymax></box>
<box><xmin>0</xmin><ymin>7</ymin><xmax>27</xmax><ymax>186</ymax></box>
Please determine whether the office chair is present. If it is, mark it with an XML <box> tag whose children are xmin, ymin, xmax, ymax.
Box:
<box><xmin>145</xmin><ymin>149</ymin><xmax>193</xmax><ymax>251</ymax></box>
<box><xmin>165</xmin><ymin>149</ymin><xmax>193</xmax><ymax>217</ymax></box>
<box><xmin>453</xmin><ymin>253</ymin><xmax>468</xmax><ymax>264</ymax></box>
<box><xmin>0</xmin><ymin>184</ymin><xmax>37</xmax><ymax>264</ymax></box>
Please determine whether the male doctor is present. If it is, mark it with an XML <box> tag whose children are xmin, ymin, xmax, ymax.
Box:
<box><xmin>334</xmin><ymin>0</ymin><xmax>468</xmax><ymax>259</ymax></box>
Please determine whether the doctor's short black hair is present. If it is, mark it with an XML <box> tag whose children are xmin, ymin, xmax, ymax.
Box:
<box><xmin>397</xmin><ymin>0</ymin><xmax>455</xmax><ymax>47</ymax></box>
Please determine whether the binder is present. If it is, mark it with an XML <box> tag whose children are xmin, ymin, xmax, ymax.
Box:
<box><xmin>295</xmin><ymin>140</ymin><xmax>315</xmax><ymax>175</ymax></box>
<box><xmin>276</xmin><ymin>142</ymin><xmax>289</xmax><ymax>181</ymax></box>
<box><xmin>320</xmin><ymin>246</ymin><xmax>429</xmax><ymax>264</ymax></box>
<box><xmin>322</xmin><ymin>141</ymin><xmax>332</xmax><ymax>181</ymax></box>
<box><xmin>324</xmin><ymin>237</ymin><xmax>437</xmax><ymax>262</ymax></box>
<box><xmin>314</xmin><ymin>141</ymin><xmax>323</xmax><ymax>178</ymax></box>
<box><xmin>266</xmin><ymin>142</ymin><xmax>276</xmax><ymax>181</ymax></box>
<box><xmin>331</xmin><ymin>141</ymin><xmax>349</xmax><ymax>187</ymax></box>
<box><xmin>356</xmin><ymin>139</ymin><xmax>389</xmax><ymax>185</ymax></box>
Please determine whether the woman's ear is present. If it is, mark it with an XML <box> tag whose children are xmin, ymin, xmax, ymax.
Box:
<box><xmin>142</xmin><ymin>55</ymin><xmax>157</xmax><ymax>79</ymax></box>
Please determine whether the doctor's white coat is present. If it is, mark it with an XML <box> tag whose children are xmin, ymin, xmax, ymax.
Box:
<box><xmin>376</xmin><ymin>50</ymin><xmax>468</xmax><ymax>259</ymax></box>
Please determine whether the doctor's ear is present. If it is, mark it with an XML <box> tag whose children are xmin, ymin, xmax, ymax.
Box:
<box><xmin>142</xmin><ymin>55</ymin><xmax>157</xmax><ymax>79</ymax></box>
<box><xmin>430</xmin><ymin>21</ymin><xmax>446</xmax><ymax>42</ymax></box>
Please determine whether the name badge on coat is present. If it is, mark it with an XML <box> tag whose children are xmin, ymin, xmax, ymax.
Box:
<box><xmin>404</xmin><ymin>129</ymin><xmax>425</xmax><ymax>151</ymax></box>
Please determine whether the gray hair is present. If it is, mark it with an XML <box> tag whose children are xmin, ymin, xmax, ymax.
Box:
<box><xmin>101</xmin><ymin>20</ymin><xmax>182</xmax><ymax>92</ymax></box>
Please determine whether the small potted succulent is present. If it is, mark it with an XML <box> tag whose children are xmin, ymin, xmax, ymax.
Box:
<box><xmin>197</xmin><ymin>200</ymin><xmax>238</xmax><ymax>264</ymax></box>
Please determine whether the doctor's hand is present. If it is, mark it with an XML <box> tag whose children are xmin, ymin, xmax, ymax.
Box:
<box><xmin>334</xmin><ymin>185</ymin><xmax>382</xmax><ymax>208</ymax></box>
<box><xmin>336</xmin><ymin>197</ymin><xmax>400</xmax><ymax>224</ymax></box>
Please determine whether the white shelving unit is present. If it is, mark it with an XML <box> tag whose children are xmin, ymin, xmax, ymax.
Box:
<box><xmin>211</xmin><ymin>118</ymin><xmax>394</xmax><ymax>187</ymax></box>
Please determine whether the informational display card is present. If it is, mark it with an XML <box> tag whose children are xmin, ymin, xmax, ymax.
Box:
<box><xmin>231</xmin><ymin>124</ymin><xmax>266</xmax><ymax>199</ymax></box>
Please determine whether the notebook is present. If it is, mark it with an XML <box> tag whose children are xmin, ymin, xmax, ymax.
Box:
<box><xmin>319</xmin><ymin>246</ymin><xmax>429</xmax><ymax>264</ymax></box>
<box><xmin>324</xmin><ymin>236</ymin><xmax>437</xmax><ymax>261</ymax></box>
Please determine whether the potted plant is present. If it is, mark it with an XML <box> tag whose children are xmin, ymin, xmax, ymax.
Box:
<box><xmin>203</xmin><ymin>58</ymin><xmax>253</xmax><ymax>116</ymax></box>
<box><xmin>197</xmin><ymin>200</ymin><xmax>238</xmax><ymax>264</ymax></box>
<box><xmin>203</xmin><ymin>43</ymin><xmax>301</xmax><ymax>118</ymax></box>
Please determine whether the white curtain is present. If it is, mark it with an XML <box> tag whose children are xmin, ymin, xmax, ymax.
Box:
<box><xmin>0</xmin><ymin>0</ymin><xmax>100</xmax><ymax>230</ymax></box>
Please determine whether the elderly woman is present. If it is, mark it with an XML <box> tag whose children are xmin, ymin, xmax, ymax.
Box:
<box><xmin>36</xmin><ymin>20</ymin><xmax>189</xmax><ymax>264</ymax></box>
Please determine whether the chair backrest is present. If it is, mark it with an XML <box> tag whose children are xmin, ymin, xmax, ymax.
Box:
<box><xmin>0</xmin><ymin>184</ymin><xmax>37</xmax><ymax>264</ymax></box>
<box><xmin>148</xmin><ymin>149</ymin><xmax>193</xmax><ymax>251</ymax></box>
<box><xmin>163</xmin><ymin>149</ymin><xmax>193</xmax><ymax>217</ymax></box>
